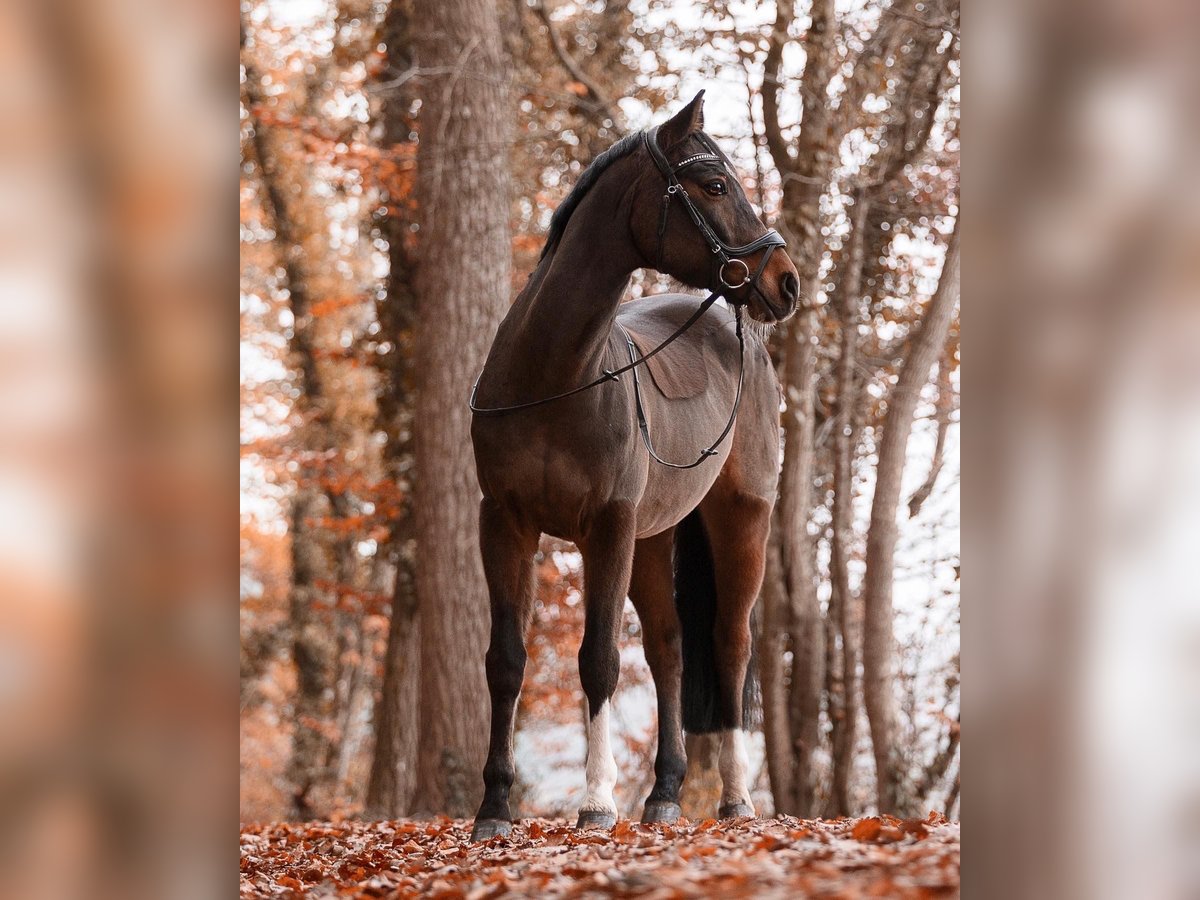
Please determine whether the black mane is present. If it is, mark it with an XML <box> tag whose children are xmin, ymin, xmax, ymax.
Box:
<box><xmin>540</xmin><ymin>131</ymin><xmax>645</xmax><ymax>260</ymax></box>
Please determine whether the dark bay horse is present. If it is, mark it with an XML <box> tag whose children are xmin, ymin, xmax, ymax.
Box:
<box><xmin>468</xmin><ymin>92</ymin><xmax>800</xmax><ymax>840</ymax></box>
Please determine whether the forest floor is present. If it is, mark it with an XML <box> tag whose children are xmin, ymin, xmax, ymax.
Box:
<box><xmin>240</xmin><ymin>813</ymin><xmax>959</xmax><ymax>898</ymax></box>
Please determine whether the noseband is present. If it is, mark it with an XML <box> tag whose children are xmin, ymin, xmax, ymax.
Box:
<box><xmin>470</xmin><ymin>127</ymin><xmax>788</xmax><ymax>469</ymax></box>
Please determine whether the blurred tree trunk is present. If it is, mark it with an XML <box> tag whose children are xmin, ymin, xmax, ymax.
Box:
<box><xmin>242</xmin><ymin>24</ymin><xmax>340</xmax><ymax>819</ymax></box>
<box><xmin>862</xmin><ymin>226</ymin><xmax>958</xmax><ymax>814</ymax></box>
<box><xmin>826</xmin><ymin>193</ymin><xmax>869</xmax><ymax>817</ymax></box>
<box><xmin>364</xmin><ymin>0</ymin><xmax>422</xmax><ymax>821</ymax></box>
<box><xmin>759</xmin><ymin>0</ymin><xmax>837</xmax><ymax>818</ymax></box>
<box><xmin>408</xmin><ymin>0</ymin><xmax>513</xmax><ymax>817</ymax></box>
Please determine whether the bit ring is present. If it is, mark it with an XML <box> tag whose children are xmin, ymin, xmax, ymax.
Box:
<box><xmin>719</xmin><ymin>258</ymin><xmax>750</xmax><ymax>289</ymax></box>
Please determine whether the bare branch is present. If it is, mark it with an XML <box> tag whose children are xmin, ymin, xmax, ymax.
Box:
<box><xmin>533</xmin><ymin>1</ymin><xmax>621</xmax><ymax>128</ymax></box>
<box><xmin>907</xmin><ymin>353</ymin><xmax>955</xmax><ymax>517</ymax></box>
<box><xmin>761</xmin><ymin>0</ymin><xmax>796</xmax><ymax>175</ymax></box>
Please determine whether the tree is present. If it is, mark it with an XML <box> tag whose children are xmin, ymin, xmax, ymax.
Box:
<box><xmin>364</xmin><ymin>0</ymin><xmax>422</xmax><ymax>821</ymax></box>
<box><xmin>242</xmin><ymin>21</ymin><xmax>342</xmax><ymax>819</ymax></box>
<box><xmin>826</xmin><ymin>191</ymin><xmax>869</xmax><ymax>816</ymax></box>
<box><xmin>862</xmin><ymin>224</ymin><xmax>959</xmax><ymax>814</ymax></box>
<box><xmin>407</xmin><ymin>0</ymin><xmax>514</xmax><ymax>817</ymax></box>
<box><xmin>759</xmin><ymin>0</ymin><xmax>838</xmax><ymax>818</ymax></box>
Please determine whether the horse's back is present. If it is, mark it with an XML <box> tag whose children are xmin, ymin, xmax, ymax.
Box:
<box><xmin>617</xmin><ymin>294</ymin><xmax>781</xmax><ymax>528</ymax></box>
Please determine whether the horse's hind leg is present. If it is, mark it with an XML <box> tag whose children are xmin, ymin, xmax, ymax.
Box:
<box><xmin>471</xmin><ymin>498</ymin><xmax>538</xmax><ymax>842</ymax></box>
<box><xmin>628</xmin><ymin>528</ymin><xmax>686</xmax><ymax>823</ymax></box>
<box><xmin>700</xmin><ymin>490</ymin><xmax>772</xmax><ymax>818</ymax></box>
<box><xmin>575</xmin><ymin>501</ymin><xmax>637</xmax><ymax>830</ymax></box>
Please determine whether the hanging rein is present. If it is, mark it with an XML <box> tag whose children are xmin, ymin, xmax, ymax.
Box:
<box><xmin>469</xmin><ymin>125</ymin><xmax>786</xmax><ymax>469</ymax></box>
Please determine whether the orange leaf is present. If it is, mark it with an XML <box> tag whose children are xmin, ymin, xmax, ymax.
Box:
<box><xmin>851</xmin><ymin>817</ymin><xmax>883</xmax><ymax>841</ymax></box>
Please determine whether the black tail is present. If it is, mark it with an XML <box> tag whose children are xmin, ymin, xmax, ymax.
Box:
<box><xmin>672</xmin><ymin>508</ymin><xmax>759</xmax><ymax>733</ymax></box>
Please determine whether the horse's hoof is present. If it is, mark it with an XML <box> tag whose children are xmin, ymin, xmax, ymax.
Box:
<box><xmin>642</xmin><ymin>801</ymin><xmax>682</xmax><ymax>824</ymax></box>
<box><xmin>470</xmin><ymin>818</ymin><xmax>512</xmax><ymax>841</ymax></box>
<box><xmin>718</xmin><ymin>802</ymin><xmax>755</xmax><ymax>819</ymax></box>
<box><xmin>575</xmin><ymin>810</ymin><xmax>617</xmax><ymax>830</ymax></box>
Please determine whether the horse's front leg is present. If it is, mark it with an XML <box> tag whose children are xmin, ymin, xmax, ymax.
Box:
<box><xmin>628</xmin><ymin>528</ymin><xmax>687</xmax><ymax>823</ymax></box>
<box><xmin>470</xmin><ymin>498</ymin><xmax>537</xmax><ymax>841</ymax></box>
<box><xmin>575</xmin><ymin>501</ymin><xmax>637</xmax><ymax>830</ymax></box>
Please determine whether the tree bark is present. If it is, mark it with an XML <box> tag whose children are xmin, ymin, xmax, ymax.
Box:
<box><xmin>861</xmin><ymin>225</ymin><xmax>958</xmax><ymax>814</ymax></box>
<box><xmin>759</xmin><ymin>0</ymin><xmax>837</xmax><ymax>818</ymax></box>
<box><xmin>826</xmin><ymin>193</ymin><xmax>869</xmax><ymax>816</ymax></box>
<box><xmin>408</xmin><ymin>0</ymin><xmax>513</xmax><ymax>817</ymax></box>
<box><xmin>364</xmin><ymin>0</ymin><xmax>423</xmax><ymax>821</ymax></box>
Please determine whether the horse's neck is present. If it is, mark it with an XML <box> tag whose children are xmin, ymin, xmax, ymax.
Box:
<box><xmin>488</xmin><ymin>186</ymin><xmax>643</xmax><ymax>394</ymax></box>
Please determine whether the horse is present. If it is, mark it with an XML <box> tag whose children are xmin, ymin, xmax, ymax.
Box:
<box><xmin>467</xmin><ymin>91</ymin><xmax>800</xmax><ymax>840</ymax></box>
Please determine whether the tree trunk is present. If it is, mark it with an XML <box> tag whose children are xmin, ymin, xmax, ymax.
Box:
<box><xmin>826</xmin><ymin>194</ymin><xmax>869</xmax><ymax>817</ymax></box>
<box><xmin>759</xmin><ymin>532</ymin><xmax>794</xmax><ymax>812</ymax></box>
<box><xmin>862</xmin><ymin>226</ymin><xmax>959</xmax><ymax>814</ymax></box>
<box><xmin>759</xmin><ymin>0</ymin><xmax>837</xmax><ymax>818</ymax></box>
<box><xmin>364</xmin><ymin>0</ymin><xmax>423</xmax><ymax>821</ymax></box>
<box><xmin>365</xmin><ymin>540</ymin><xmax>420</xmax><ymax>816</ymax></box>
<box><xmin>778</xmin><ymin>310</ymin><xmax>823</xmax><ymax>816</ymax></box>
<box><xmin>243</xmin><ymin>25</ymin><xmax>341</xmax><ymax>819</ymax></box>
<box><xmin>408</xmin><ymin>0</ymin><xmax>513</xmax><ymax>817</ymax></box>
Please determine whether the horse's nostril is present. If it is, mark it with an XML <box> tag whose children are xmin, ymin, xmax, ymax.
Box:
<box><xmin>781</xmin><ymin>272</ymin><xmax>799</xmax><ymax>304</ymax></box>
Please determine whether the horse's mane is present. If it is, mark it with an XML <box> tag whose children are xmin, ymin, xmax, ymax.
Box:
<box><xmin>540</xmin><ymin>131</ymin><xmax>645</xmax><ymax>260</ymax></box>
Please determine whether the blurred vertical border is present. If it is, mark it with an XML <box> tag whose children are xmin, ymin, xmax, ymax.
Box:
<box><xmin>0</xmin><ymin>0</ymin><xmax>233</xmax><ymax>897</ymax></box>
<box><xmin>967</xmin><ymin>0</ymin><xmax>1200</xmax><ymax>897</ymax></box>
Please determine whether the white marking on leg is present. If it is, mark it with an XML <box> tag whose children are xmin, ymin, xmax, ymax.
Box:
<box><xmin>719</xmin><ymin>728</ymin><xmax>754</xmax><ymax>810</ymax></box>
<box><xmin>581</xmin><ymin>700</ymin><xmax>619</xmax><ymax>814</ymax></box>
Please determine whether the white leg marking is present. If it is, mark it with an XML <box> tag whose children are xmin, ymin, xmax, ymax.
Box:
<box><xmin>719</xmin><ymin>728</ymin><xmax>754</xmax><ymax>810</ymax></box>
<box><xmin>581</xmin><ymin>700</ymin><xmax>619</xmax><ymax>813</ymax></box>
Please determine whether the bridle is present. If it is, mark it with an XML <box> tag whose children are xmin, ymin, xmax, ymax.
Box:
<box><xmin>642</xmin><ymin>125</ymin><xmax>785</xmax><ymax>308</ymax></box>
<box><xmin>469</xmin><ymin>126</ymin><xmax>787</xmax><ymax>469</ymax></box>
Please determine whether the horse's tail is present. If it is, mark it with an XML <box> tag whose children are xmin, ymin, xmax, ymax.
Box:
<box><xmin>672</xmin><ymin>508</ymin><xmax>759</xmax><ymax>733</ymax></box>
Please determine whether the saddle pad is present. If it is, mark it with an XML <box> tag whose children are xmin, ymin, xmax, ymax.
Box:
<box><xmin>618</xmin><ymin>298</ymin><xmax>723</xmax><ymax>400</ymax></box>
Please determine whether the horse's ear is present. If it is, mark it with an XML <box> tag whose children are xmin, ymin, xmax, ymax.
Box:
<box><xmin>656</xmin><ymin>90</ymin><xmax>705</xmax><ymax>151</ymax></box>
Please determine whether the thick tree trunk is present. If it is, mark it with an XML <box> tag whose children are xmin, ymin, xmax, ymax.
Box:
<box><xmin>408</xmin><ymin>0</ymin><xmax>513</xmax><ymax>817</ymax></box>
<box><xmin>862</xmin><ymin>227</ymin><xmax>958</xmax><ymax>814</ymax></box>
<box><xmin>826</xmin><ymin>194</ymin><xmax>869</xmax><ymax>817</ymax></box>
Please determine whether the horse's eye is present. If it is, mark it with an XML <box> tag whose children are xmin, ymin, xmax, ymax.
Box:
<box><xmin>705</xmin><ymin>180</ymin><xmax>728</xmax><ymax>196</ymax></box>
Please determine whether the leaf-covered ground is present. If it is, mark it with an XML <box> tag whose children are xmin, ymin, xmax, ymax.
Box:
<box><xmin>240</xmin><ymin>813</ymin><xmax>959</xmax><ymax>898</ymax></box>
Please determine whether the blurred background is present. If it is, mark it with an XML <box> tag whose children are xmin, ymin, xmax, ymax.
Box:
<box><xmin>0</xmin><ymin>0</ymin><xmax>1196</xmax><ymax>898</ymax></box>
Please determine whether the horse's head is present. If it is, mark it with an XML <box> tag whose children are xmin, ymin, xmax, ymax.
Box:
<box><xmin>631</xmin><ymin>91</ymin><xmax>800</xmax><ymax>324</ymax></box>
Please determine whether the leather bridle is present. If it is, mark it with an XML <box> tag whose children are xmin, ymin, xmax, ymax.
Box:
<box><xmin>642</xmin><ymin>125</ymin><xmax>786</xmax><ymax>306</ymax></box>
<box><xmin>470</xmin><ymin>126</ymin><xmax>788</xmax><ymax>469</ymax></box>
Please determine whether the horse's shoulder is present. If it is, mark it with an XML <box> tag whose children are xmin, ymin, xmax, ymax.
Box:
<box><xmin>616</xmin><ymin>294</ymin><xmax>737</xmax><ymax>400</ymax></box>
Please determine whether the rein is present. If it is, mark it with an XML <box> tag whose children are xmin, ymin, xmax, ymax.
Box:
<box><xmin>469</xmin><ymin>126</ymin><xmax>785</xmax><ymax>468</ymax></box>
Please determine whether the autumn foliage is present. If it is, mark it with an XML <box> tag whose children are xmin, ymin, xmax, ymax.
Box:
<box><xmin>240</xmin><ymin>813</ymin><xmax>959</xmax><ymax>898</ymax></box>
